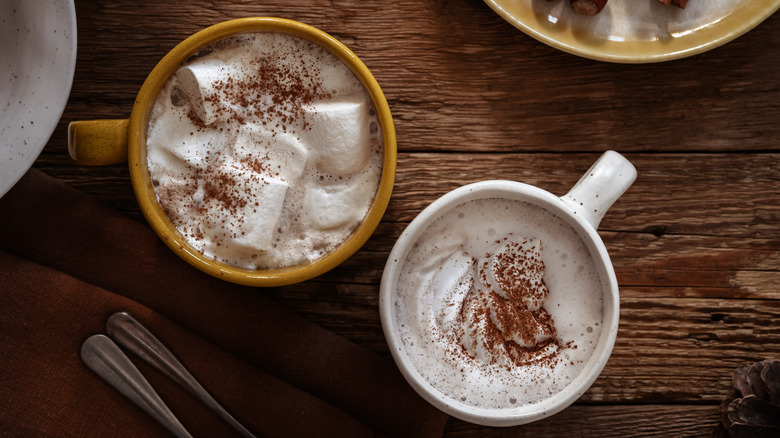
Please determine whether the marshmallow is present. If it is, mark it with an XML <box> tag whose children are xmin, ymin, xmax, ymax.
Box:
<box><xmin>304</xmin><ymin>170</ymin><xmax>376</xmax><ymax>230</ymax></box>
<box><xmin>146</xmin><ymin>103</ymin><xmax>233</xmax><ymax>178</ymax></box>
<box><xmin>203</xmin><ymin>154</ymin><xmax>289</xmax><ymax>252</ymax></box>
<box><xmin>304</xmin><ymin>184</ymin><xmax>365</xmax><ymax>230</ymax></box>
<box><xmin>175</xmin><ymin>45</ymin><xmax>256</xmax><ymax>126</ymax></box>
<box><xmin>231</xmin><ymin>124</ymin><xmax>308</xmax><ymax>182</ymax></box>
<box><xmin>303</xmin><ymin>98</ymin><xmax>371</xmax><ymax>175</ymax></box>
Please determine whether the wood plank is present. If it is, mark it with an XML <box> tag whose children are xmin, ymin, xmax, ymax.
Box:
<box><xmin>268</xmin><ymin>278</ymin><xmax>778</xmax><ymax>401</ymax></box>
<box><xmin>444</xmin><ymin>404</ymin><xmax>722</xmax><ymax>437</ymax></box>
<box><xmin>388</xmin><ymin>153</ymin><xmax>780</xmax><ymax>237</ymax></box>
<box><xmin>34</xmin><ymin>151</ymin><xmax>780</xmax><ymax>305</ymax></box>
<box><xmin>289</xmin><ymin>239</ymin><xmax>780</xmax><ymax>301</ymax></box>
<box><xmin>34</xmin><ymin>153</ymin><xmax>780</xmax><ymax>237</ymax></box>
<box><xmin>33</xmin><ymin>151</ymin><xmax>780</xmax><ymax>311</ymax></box>
<box><xmin>611</xmin><ymin>239</ymin><xmax>780</xmax><ymax>300</ymax></box>
<box><xmin>52</xmin><ymin>0</ymin><xmax>780</xmax><ymax>155</ymax></box>
<box><xmin>264</xmin><ymin>257</ymin><xmax>779</xmax><ymax>405</ymax></box>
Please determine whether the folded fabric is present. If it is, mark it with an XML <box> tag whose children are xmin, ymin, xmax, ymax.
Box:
<box><xmin>0</xmin><ymin>169</ymin><xmax>449</xmax><ymax>437</ymax></box>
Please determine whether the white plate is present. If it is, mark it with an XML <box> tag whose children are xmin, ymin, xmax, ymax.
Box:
<box><xmin>485</xmin><ymin>0</ymin><xmax>780</xmax><ymax>63</ymax></box>
<box><xmin>0</xmin><ymin>0</ymin><xmax>76</xmax><ymax>197</ymax></box>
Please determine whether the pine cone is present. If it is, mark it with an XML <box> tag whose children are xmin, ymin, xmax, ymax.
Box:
<box><xmin>714</xmin><ymin>359</ymin><xmax>780</xmax><ymax>437</ymax></box>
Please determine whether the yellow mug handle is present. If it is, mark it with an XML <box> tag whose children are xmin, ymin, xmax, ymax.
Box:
<box><xmin>68</xmin><ymin>119</ymin><xmax>129</xmax><ymax>166</ymax></box>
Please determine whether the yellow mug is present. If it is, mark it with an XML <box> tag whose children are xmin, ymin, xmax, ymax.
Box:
<box><xmin>68</xmin><ymin>17</ymin><xmax>397</xmax><ymax>287</ymax></box>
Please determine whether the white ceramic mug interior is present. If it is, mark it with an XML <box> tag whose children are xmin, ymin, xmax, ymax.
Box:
<box><xmin>379</xmin><ymin>151</ymin><xmax>637</xmax><ymax>426</ymax></box>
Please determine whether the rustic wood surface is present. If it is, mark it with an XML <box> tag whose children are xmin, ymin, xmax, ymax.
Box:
<box><xmin>30</xmin><ymin>0</ymin><xmax>780</xmax><ymax>436</ymax></box>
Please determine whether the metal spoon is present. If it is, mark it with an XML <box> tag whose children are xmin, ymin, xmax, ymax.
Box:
<box><xmin>80</xmin><ymin>334</ymin><xmax>193</xmax><ymax>438</ymax></box>
<box><xmin>106</xmin><ymin>312</ymin><xmax>257</xmax><ymax>438</ymax></box>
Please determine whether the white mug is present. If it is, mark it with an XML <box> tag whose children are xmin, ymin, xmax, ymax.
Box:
<box><xmin>379</xmin><ymin>151</ymin><xmax>637</xmax><ymax>426</ymax></box>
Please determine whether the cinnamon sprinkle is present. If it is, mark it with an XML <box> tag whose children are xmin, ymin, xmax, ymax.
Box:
<box><xmin>457</xmin><ymin>239</ymin><xmax>567</xmax><ymax>368</ymax></box>
<box><xmin>183</xmin><ymin>42</ymin><xmax>331</xmax><ymax>134</ymax></box>
<box><xmin>160</xmin><ymin>34</ymin><xmax>334</xmax><ymax>251</ymax></box>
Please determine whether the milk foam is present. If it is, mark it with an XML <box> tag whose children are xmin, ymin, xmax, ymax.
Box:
<box><xmin>146</xmin><ymin>32</ymin><xmax>383</xmax><ymax>269</ymax></box>
<box><xmin>395</xmin><ymin>198</ymin><xmax>604</xmax><ymax>409</ymax></box>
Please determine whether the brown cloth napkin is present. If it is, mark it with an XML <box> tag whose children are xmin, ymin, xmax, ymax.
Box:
<box><xmin>0</xmin><ymin>169</ymin><xmax>449</xmax><ymax>437</ymax></box>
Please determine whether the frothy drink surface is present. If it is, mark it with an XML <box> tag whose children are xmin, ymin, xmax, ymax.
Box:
<box><xmin>146</xmin><ymin>32</ymin><xmax>383</xmax><ymax>269</ymax></box>
<box><xmin>394</xmin><ymin>198</ymin><xmax>604</xmax><ymax>409</ymax></box>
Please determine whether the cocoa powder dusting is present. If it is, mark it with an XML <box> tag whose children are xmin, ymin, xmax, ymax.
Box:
<box><xmin>201</xmin><ymin>170</ymin><xmax>247</xmax><ymax>216</ymax></box>
<box><xmin>184</xmin><ymin>42</ymin><xmax>330</xmax><ymax>133</ymax></box>
<box><xmin>457</xmin><ymin>240</ymin><xmax>566</xmax><ymax>368</ymax></box>
<box><xmin>159</xmin><ymin>35</ymin><xmax>334</xmax><ymax>252</ymax></box>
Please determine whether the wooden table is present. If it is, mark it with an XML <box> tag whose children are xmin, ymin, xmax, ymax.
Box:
<box><xmin>33</xmin><ymin>1</ymin><xmax>779</xmax><ymax>436</ymax></box>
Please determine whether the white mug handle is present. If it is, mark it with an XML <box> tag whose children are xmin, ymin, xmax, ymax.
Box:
<box><xmin>561</xmin><ymin>151</ymin><xmax>637</xmax><ymax>229</ymax></box>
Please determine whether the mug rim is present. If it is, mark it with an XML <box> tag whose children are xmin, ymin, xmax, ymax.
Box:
<box><xmin>378</xmin><ymin>180</ymin><xmax>619</xmax><ymax>426</ymax></box>
<box><xmin>127</xmin><ymin>17</ymin><xmax>396</xmax><ymax>287</ymax></box>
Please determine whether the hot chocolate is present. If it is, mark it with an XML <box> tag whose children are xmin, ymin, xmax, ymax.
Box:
<box><xmin>145</xmin><ymin>31</ymin><xmax>383</xmax><ymax>270</ymax></box>
<box><xmin>393</xmin><ymin>197</ymin><xmax>605</xmax><ymax>409</ymax></box>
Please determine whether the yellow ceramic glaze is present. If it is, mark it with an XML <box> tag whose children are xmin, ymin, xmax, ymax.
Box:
<box><xmin>68</xmin><ymin>119</ymin><xmax>129</xmax><ymax>165</ymax></box>
<box><xmin>76</xmin><ymin>17</ymin><xmax>396</xmax><ymax>287</ymax></box>
<box><xmin>485</xmin><ymin>0</ymin><xmax>780</xmax><ymax>63</ymax></box>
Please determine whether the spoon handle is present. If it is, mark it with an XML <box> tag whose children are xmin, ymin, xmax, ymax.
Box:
<box><xmin>80</xmin><ymin>334</ymin><xmax>193</xmax><ymax>438</ymax></box>
<box><xmin>106</xmin><ymin>312</ymin><xmax>257</xmax><ymax>438</ymax></box>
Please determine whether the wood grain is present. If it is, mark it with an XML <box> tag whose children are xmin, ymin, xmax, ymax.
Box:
<box><xmin>48</xmin><ymin>0</ymin><xmax>780</xmax><ymax>156</ymax></box>
<box><xmin>26</xmin><ymin>0</ymin><xmax>780</xmax><ymax>436</ymax></box>
<box><xmin>444</xmin><ymin>404</ymin><xmax>722</xmax><ymax>437</ymax></box>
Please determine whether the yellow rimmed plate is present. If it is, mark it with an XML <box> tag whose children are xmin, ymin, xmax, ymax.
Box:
<box><xmin>484</xmin><ymin>0</ymin><xmax>780</xmax><ymax>63</ymax></box>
